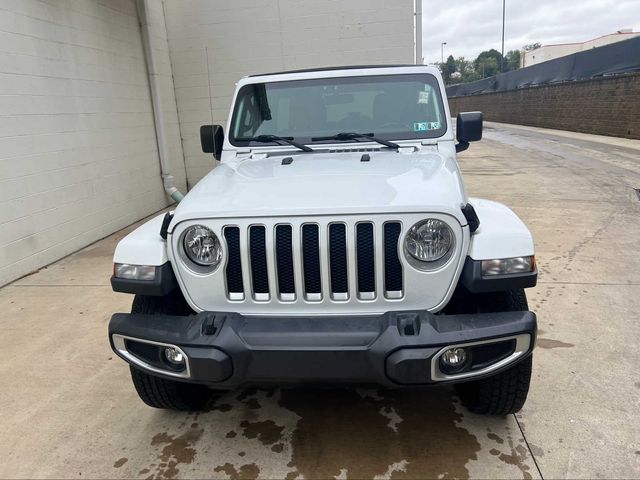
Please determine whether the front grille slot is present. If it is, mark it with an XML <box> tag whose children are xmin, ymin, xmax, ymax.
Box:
<box><xmin>328</xmin><ymin>223</ymin><xmax>348</xmax><ymax>299</ymax></box>
<box><xmin>301</xmin><ymin>224</ymin><xmax>322</xmax><ymax>299</ymax></box>
<box><xmin>356</xmin><ymin>223</ymin><xmax>375</xmax><ymax>298</ymax></box>
<box><xmin>223</xmin><ymin>227</ymin><xmax>244</xmax><ymax>300</ymax></box>
<box><xmin>384</xmin><ymin>222</ymin><xmax>403</xmax><ymax>297</ymax></box>
<box><xmin>222</xmin><ymin>218</ymin><xmax>404</xmax><ymax>303</ymax></box>
<box><xmin>275</xmin><ymin>225</ymin><xmax>295</xmax><ymax>299</ymax></box>
<box><xmin>249</xmin><ymin>226</ymin><xmax>269</xmax><ymax>299</ymax></box>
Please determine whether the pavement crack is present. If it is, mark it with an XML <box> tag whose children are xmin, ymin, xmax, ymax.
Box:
<box><xmin>514</xmin><ymin>414</ymin><xmax>544</xmax><ymax>480</ymax></box>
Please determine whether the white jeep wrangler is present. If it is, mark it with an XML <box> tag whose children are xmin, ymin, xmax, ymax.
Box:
<box><xmin>109</xmin><ymin>65</ymin><xmax>537</xmax><ymax>415</ymax></box>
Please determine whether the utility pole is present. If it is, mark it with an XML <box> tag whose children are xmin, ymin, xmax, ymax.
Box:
<box><xmin>441</xmin><ymin>42</ymin><xmax>447</xmax><ymax>63</ymax></box>
<box><xmin>501</xmin><ymin>0</ymin><xmax>505</xmax><ymax>72</ymax></box>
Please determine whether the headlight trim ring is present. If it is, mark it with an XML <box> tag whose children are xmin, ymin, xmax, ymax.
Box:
<box><xmin>403</xmin><ymin>218</ymin><xmax>456</xmax><ymax>271</ymax></box>
<box><xmin>181</xmin><ymin>224</ymin><xmax>223</xmax><ymax>271</ymax></box>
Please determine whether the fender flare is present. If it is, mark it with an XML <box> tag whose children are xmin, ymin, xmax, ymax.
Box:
<box><xmin>111</xmin><ymin>213</ymin><xmax>177</xmax><ymax>296</ymax></box>
<box><xmin>113</xmin><ymin>213</ymin><xmax>169</xmax><ymax>266</ymax></box>
<box><xmin>467</xmin><ymin>197</ymin><xmax>535</xmax><ymax>260</ymax></box>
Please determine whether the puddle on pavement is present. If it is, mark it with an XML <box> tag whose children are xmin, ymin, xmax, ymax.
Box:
<box><xmin>145</xmin><ymin>426</ymin><xmax>204</xmax><ymax>479</ymax></box>
<box><xmin>278</xmin><ymin>387</ymin><xmax>480</xmax><ymax>479</ymax></box>
<box><xmin>136</xmin><ymin>386</ymin><xmax>541</xmax><ymax>479</ymax></box>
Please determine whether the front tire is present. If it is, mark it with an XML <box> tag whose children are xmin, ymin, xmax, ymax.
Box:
<box><xmin>130</xmin><ymin>366</ymin><xmax>210</xmax><ymax>411</ymax></box>
<box><xmin>128</xmin><ymin>292</ymin><xmax>210</xmax><ymax>411</ymax></box>
<box><xmin>455</xmin><ymin>356</ymin><xmax>533</xmax><ymax>415</ymax></box>
<box><xmin>454</xmin><ymin>288</ymin><xmax>534</xmax><ymax>415</ymax></box>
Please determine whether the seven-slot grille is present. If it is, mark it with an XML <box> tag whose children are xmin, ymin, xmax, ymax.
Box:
<box><xmin>223</xmin><ymin>221</ymin><xmax>403</xmax><ymax>302</ymax></box>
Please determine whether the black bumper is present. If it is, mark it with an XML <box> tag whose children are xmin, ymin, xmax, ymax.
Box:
<box><xmin>109</xmin><ymin>310</ymin><xmax>536</xmax><ymax>388</ymax></box>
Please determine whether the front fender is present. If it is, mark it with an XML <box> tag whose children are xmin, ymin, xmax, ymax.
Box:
<box><xmin>113</xmin><ymin>213</ymin><xmax>169</xmax><ymax>266</ymax></box>
<box><xmin>468</xmin><ymin>198</ymin><xmax>534</xmax><ymax>260</ymax></box>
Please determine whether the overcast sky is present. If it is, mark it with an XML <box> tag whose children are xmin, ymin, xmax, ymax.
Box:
<box><xmin>421</xmin><ymin>0</ymin><xmax>640</xmax><ymax>63</ymax></box>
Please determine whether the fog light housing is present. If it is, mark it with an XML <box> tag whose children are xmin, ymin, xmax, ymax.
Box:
<box><xmin>164</xmin><ymin>347</ymin><xmax>185</xmax><ymax>365</ymax></box>
<box><xmin>441</xmin><ymin>347</ymin><xmax>467</xmax><ymax>366</ymax></box>
<box><xmin>439</xmin><ymin>347</ymin><xmax>469</xmax><ymax>374</ymax></box>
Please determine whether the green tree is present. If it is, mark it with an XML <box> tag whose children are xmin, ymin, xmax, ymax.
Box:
<box><xmin>446</xmin><ymin>55</ymin><xmax>456</xmax><ymax>76</ymax></box>
<box><xmin>453</xmin><ymin>57</ymin><xmax>481</xmax><ymax>83</ymax></box>
<box><xmin>504</xmin><ymin>50</ymin><xmax>521</xmax><ymax>71</ymax></box>
<box><xmin>474</xmin><ymin>49</ymin><xmax>503</xmax><ymax>76</ymax></box>
<box><xmin>475</xmin><ymin>57</ymin><xmax>498</xmax><ymax>78</ymax></box>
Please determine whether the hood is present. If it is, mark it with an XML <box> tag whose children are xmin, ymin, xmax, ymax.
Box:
<box><xmin>172</xmin><ymin>149</ymin><xmax>467</xmax><ymax>225</ymax></box>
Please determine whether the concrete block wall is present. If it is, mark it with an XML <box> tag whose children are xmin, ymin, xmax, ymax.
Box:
<box><xmin>163</xmin><ymin>0</ymin><xmax>416</xmax><ymax>185</ymax></box>
<box><xmin>448</xmin><ymin>73</ymin><xmax>640</xmax><ymax>140</ymax></box>
<box><xmin>0</xmin><ymin>0</ymin><xmax>416</xmax><ymax>286</ymax></box>
<box><xmin>0</xmin><ymin>0</ymin><xmax>175</xmax><ymax>286</ymax></box>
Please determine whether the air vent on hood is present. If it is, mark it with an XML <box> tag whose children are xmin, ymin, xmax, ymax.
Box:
<box><xmin>328</xmin><ymin>147</ymin><xmax>381</xmax><ymax>153</ymax></box>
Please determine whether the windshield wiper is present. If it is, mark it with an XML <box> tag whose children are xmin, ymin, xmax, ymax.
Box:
<box><xmin>311</xmin><ymin>132</ymin><xmax>400</xmax><ymax>150</ymax></box>
<box><xmin>246</xmin><ymin>134</ymin><xmax>313</xmax><ymax>152</ymax></box>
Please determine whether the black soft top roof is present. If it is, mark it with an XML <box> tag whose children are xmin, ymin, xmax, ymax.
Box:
<box><xmin>248</xmin><ymin>64</ymin><xmax>422</xmax><ymax>77</ymax></box>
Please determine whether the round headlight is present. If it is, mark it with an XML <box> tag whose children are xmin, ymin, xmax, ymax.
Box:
<box><xmin>405</xmin><ymin>219</ymin><xmax>454</xmax><ymax>262</ymax></box>
<box><xmin>183</xmin><ymin>225</ymin><xmax>222</xmax><ymax>267</ymax></box>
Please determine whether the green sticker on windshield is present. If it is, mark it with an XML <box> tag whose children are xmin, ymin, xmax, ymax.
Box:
<box><xmin>413</xmin><ymin>121</ymin><xmax>441</xmax><ymax>132</ymax></box>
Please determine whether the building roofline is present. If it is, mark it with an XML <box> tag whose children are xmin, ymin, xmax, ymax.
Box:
<box><xmin>536</xmin><ymin>31</ymin><xmax>637</xmax><ymax>49</ymax></box>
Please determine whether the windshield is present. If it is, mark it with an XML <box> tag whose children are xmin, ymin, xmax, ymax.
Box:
<box><xmin>230</xmin><ymin>73</ymin><xmax>447</xmax><ymax>146</ymax></box>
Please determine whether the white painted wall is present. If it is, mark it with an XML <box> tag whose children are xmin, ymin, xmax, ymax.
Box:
<box><xmin>0</xmin><ymin>0</ymin><xmax>180</xmax><ymax>286</ymax></box>
<box><xmin>0</xmin><ymin>0</ymin><xmax>415</xmax><ymax>286</ymax></box>
<box><xmin>163</xmin><ymin>0</ymin><xmax>416</xmax><ymax>185</ymax></box>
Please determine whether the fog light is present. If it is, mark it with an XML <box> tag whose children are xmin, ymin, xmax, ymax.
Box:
<box><xmin>441</xmin><ymin>347</ymin><xmax>467</xmax><ymax>367</ymax></box>
<box><xmin>164</xmin><ymin>347</ymin><xmax>184</xmax><ymax>365</ymax></box>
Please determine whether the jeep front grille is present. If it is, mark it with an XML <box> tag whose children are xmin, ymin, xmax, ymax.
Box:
<box><xmin>223</xmin><ymin>220</ymin><xmax>403</xmax><ymax>302</ymax></box>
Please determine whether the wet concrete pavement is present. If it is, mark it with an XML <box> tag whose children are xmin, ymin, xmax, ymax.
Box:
<box><xmin>1</xmin><ymin>123</ymin><xmax>639</xmax><ymax>478</ymax></box>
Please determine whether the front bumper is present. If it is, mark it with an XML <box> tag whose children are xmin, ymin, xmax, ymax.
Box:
<box><xmin>108</xmin><ymin>310</ymin><xmax>536</xmax><ymax>388</ymax></box>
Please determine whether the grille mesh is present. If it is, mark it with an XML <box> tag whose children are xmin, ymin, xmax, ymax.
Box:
<box><xmin>223</xmin><ymin>220</ymin><xmax>404</xmax><ymax>301</ymax></box>
<box><xmin>249</xmin><ymin>226</ymin><xmax>269</xmax><ymax>294</ymax></box>
<box><xmin>275</xmin><ymin>225</ymin><xmax>295</xmax><ymax>294</ymax></box>
<box><xmin>301</xmin><ymin>224</ymin><xmax>321</xmax><ymax>294</ymax></box>
<box><xmin>224</xmin><ymin>227</ymin><xmax>244</xmax><ymax>294</ymax></box>
<box><xmin>384</xmin><ymin>222</ymin><xmax>403</xmax><ymax>292</ymax></box>
<box><xmin>329</xmin><ymin>224</ymin><xmax>348</xmax><ymax>294</ymax></box>
<box><xmin>356</xmin><ymin>223</ymin><xmax>375</xmax><ymax>293</ymax></box>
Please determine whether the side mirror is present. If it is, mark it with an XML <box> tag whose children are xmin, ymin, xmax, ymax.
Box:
<box><xmin>456</xmin><ymin>112</ymin><xmax>483</xmax><ymax>153</ymax></box>
<box><xmin>200</xmin><ymin>124</ymin><xmax>224</xmax><ymax>160</ymax></box>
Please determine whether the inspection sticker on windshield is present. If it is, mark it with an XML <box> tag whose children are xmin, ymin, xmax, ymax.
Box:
<box><xmin>418</xmin><ymin>90</ymin><xmax>430</xmax><ymax>104</ymax></box>
<box><xmin>413</xmin><ymin>121</ymin><xmax>440</xmax><ymax>131</ymax></box>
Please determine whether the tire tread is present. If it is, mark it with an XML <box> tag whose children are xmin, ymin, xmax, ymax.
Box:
<box><xmin>455</xmin><ymin>288</ymin><xmax>533</xmax><ymax>415</ymax></box>
<box><xmin>127</xmin><ymin>293</ymin><xmax>209</xmax><ymax>411</ymax></box>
